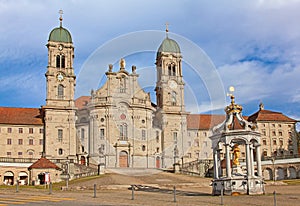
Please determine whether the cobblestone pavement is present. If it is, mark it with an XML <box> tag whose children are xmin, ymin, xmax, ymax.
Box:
<box><xmin>0</xmin><ymin>169</ymin><xmax>299</xmax><ymax>205</ymax></box>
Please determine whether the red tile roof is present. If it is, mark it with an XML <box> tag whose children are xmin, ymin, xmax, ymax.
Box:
<box><xmin>75</xmin><ymin>96</ymin><xmax>90</xmax><ymax>109</ymax></box>
<box><xmin>248</xmin><ymin>109</ymin><xmax>297</xmax><ymax>122</ymax></box>
<box><xmin>28</xmin><ymin>157</ymin><xmax>60</xmax><ymax>170</ymax></box>
<box><xmin>0</xmin><ymin>107</ymin><xmax>43</xmax><ymax>125</ymax></box>
<box><xmin>187</xmin><ymin>114</ymin><xmax>225</xmax><ymax>130</ymax></box>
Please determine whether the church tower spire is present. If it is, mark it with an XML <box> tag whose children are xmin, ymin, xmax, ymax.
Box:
<box><xmin>43</xmin><ymin>11</ymin><xmax>77</xmax><ymax>162</ymax></box>
<box><xmin>154</xmin><ymin>26</ymin><xmax>188</xmax><ymax>168</ymax></box>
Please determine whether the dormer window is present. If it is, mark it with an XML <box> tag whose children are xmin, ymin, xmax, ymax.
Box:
<box><xmin>56</xmin><ymin>54</ymin><xmax>65</xmax><ymax>68</ymax></box>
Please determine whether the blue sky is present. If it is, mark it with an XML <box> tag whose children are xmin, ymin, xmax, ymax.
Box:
<box><xmin>0</xmin><ymin>0</ymin><xmax>300</xmax><ymax>125</ymax></box>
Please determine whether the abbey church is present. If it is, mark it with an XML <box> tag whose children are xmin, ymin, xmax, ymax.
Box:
<box><xmin>0</xmin><ymin>15</ymin><xmax>298</xmax><ymax>184</ymax></box>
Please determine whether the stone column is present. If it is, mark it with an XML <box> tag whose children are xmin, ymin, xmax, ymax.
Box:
<box><xmin>225</xmin><ymin>144</ymin><xmax>231</xmax><ymax>178</ymax></box>
<box><xmin>245</xmin><ymin>143</ymin><xmax>251</xmax><ymax>177</ymax></box>
<box><xmin>250</xmin><ymin>145</ymin><xmax>255</xmax><ymax>176</ymax></box>
<box><xmin>213</xmin><ymin>149</ymin><xmax>219</xmax><ymax>179</ymax></box>
<box><xmin>256</xmin><ymin>144</ymin><xmax>262</xmax><ymax>177</ymax></box>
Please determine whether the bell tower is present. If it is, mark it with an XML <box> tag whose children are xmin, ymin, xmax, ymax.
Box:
<box><xmin>155</xmin><ymin>26</ymin><xmax>188</xmax><ymax>168</ymax></box>
<box><xmin>43</xmin><ymin>11</ymin><xmax>77</xmax><ymax>161</ymax></box>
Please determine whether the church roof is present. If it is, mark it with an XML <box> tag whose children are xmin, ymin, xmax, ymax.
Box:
<box><xmin>187</xmin><ymin>109</ymin><xmax>297</xmax><ymax>130</ymax></box>
<box><xmin>187</xmin><ymin>114</ymin><xmax>225</xmax><ymax>130</ymax></box>
<box><xmin>49</xmin><ymin>26</ymin><xmax>72</xmax><ymax>43</ymax></box>
<box><xmin>28</xmin><ymin>157</ymin><xmax>60</xmax><ymax>170</ymax></box>
<box><xmin>157</xmin><ymin>37</ymin><xmax>181</xmax><ymax>57</ymax></box>
<box><xmin>0</xmin><ymin>107</ymin><xmax>43</xmax><ymax>125</ymax></box>
<box><xmin>248</xmin><ymin>109</ymin><xmax>297</xmax><ymax>122</ymax></box>
<box><xmin>75</xmin><ymin>96</ymin><xmax>91</xmax><ymax>109</ymax></box>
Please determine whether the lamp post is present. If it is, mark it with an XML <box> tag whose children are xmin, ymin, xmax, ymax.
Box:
<box><xmin>271</xmin><ymin>156</ymin><xmax>276</xmax><ymax>183</ymax></box>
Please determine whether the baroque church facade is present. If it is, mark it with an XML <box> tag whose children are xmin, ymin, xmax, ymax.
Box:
<box><xmin>0</xmin><ymin>15</ymin><xmax>299</xmax><ymax>184</ymax></box>
<box><xmin>75</xmin><ymin>34</ymin><xmax>189</xmax><ymax>169</ymax></box>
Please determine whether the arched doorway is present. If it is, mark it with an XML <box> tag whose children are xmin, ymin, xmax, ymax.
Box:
<box><xmin>3</xmin><ymin>171</ymin><xmax>14</xmax><ymax>185</ymax></box>
<box><xmin>119</xmin><ymin>151</ymin><xmax>128</xmax><ymax>167</ymax></box>
<box><xmin>80</xmin><ymin>156</ymin><xmax>86</xmax><ymax>165</ymax></box>
<box><xmin>288</xmin><ymin>167</ymin><xmax>297</xmax><ymax>179</ymax></box>
<box><xmin>263</xmin><ymin>168</ymin><xmax>273</xmax><ymax>180</ymax></box>
<box><xmin>18</xmin><ymin>171</ymin><xmax>28</xmax><ymax>185</ymax></box>
<box><xmin>156</xmin><ymin>156</ymin><xmax>160</xmax><ymax>168</ymax></box>
<box><xmin>276</xmin><ymin>167</ymin><xmax>285</xmax><ymax>180</ymax></box>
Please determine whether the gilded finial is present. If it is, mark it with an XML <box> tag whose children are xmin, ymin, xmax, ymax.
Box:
<box><xmin>225</xmin><ymin>86</ymin><xmax>243</xmax><ymax>114</ymax></box>
<box><xmin>59</xmin><ymin>9</ymin><xmax>63</xmax><ymax>27</ymax></box>
<box><xmin>227</xmin><ymin>86</ymin><xmax>235</xmax><ymax>104</ymax></box>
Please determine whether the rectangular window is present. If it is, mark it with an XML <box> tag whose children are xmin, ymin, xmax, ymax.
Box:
<box><xmin>156</xmin><ymin>131</ymin><xmax>160</xmax><ymax>143</ymax></box>
<box><xmin>18</xmin><ymin>139</ymin><xmax>23</xmax><ymax>145</ymax></box>
<box><xmin>173</xmin><ymin>132</ymin><xmax>177</xmax><ymax>142</ymax></box>
<box><xmin>142</xmin><ymin>130</ymin><xmax>146</xmax><ymax>140</ymax></box>
<box><xmin>58</xmin><ymin>129</ymin><xmax>63</xmax><ymax>142</ymax></box>
<box><xmin>262</xmin><ymin>139</ymin><xmax>267</xmax><ymax>145</ymax></box>
<box><xmin>262</xmin><ymin>130</ymin><xmax>266</xmax><ymax>136</ymax></box>
<box><xmin>39</xmin><ymin>139</ymin><xmax>43</xmax><ymax>145</ymax></box>
<box><xmin>29</xmin><ymin>128</ymin><xmax>34</xmax><ymax>134</ymax></box>
<box><xmin>28</xmin><ymin>152</ymin><xmax>33</xmax><ymax>157</ymax></box>
<box><xmin>279</xmin><ymin>131</ymin><xmax>283</xmax><ymax>136</ymax></box>
<box><xmin>272</xmin><ymin>131</ymin><xmax>276</xmax><ymax>136</ymax></box>
<box><xmin>39</xmin><ymin>128</ymin><xmax>44</xmax><ymax>134</ymax></box>
<box><xmin>100</xmin><ymin>128</ymin><xmax>105</xmax><ymax>140</ymax></box>
<box><xmin>7</xmin><ymin>152</ymin><xmax>11</xmax><ymax>157</ymax></box>
<box><xmin>19</xmin><ymin>128</ymin><xmax>23</xmax><ymax>133</ymax></box>
<box><xmin>18</xmin><ymin>152</ymin><xmax>23</xmax><ymax>156</ymax></box>
<box><xmin>7</xmin><ymin>128</ymin><xmax>12</xmax><ymax>133</ymax></box>
<box><xmin>156</xmin><ymin>147</ymin><xmax>159</xmax><ymax>153</ymax></box>
<box><xmin>7</xmin><ymin>138</ymin><xmax>12</xmax><ymax>145</ymax></box>
<box><xmin>273</xmin><ymin>139</ymin><xmax>277</xmax><ymax>145</ymax></box>
<box><xmin>29</xmin><ymin>139</ymin><xmax>34</xmax><ymax>145</ymax></box>
<box><xmin>81</xmin><ymin>128</ymin><xmax>85</xmax><ymax>141</ymax></box>
<box><xmin>279</xmin><ymin>140</ymin><xmax>283</xmax><ymax>146</ymax></box>
<box><xmin>194</xmin><ymin>139</ymin><xmax>199</xmax><ymax>147</ymax></box>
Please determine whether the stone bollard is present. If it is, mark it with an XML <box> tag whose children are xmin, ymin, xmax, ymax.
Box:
<box><xmin>93</xmin><ymin>184</ymin><xmax>96</xmax><ymax>198</ymax></box>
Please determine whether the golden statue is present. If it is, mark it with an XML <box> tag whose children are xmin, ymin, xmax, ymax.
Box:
<box><xmin>232</xmin><ymin>144</ymin><xmax>240</xmax><ymax>166</ymax></box>
<box><xmin>120</xmin><ymin>58</ymin><xmax>126</xmax><ymax>69</ymax></box>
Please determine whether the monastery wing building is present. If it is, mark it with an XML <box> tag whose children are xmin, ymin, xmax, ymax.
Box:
<box><xmin>0</xmin><ymin>15</ymin><xmax>299</xmax><ymax>184</ymax></box>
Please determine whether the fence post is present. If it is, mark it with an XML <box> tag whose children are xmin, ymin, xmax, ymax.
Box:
<box><xmin>273</xmin><ymin>191</ymin><xmax>276</xmax><ymax>206</ymax></box>
<box><xmin>49</xmin><ymin>182</ymin><xmax>52</xmax><ymax>195</ymax></box>
<box><xmin>16</xmin><ymin>180</ymin><xmax>19</xmax><ymax>193</ymax></box>
<box><xmin>173</xmin><ymin>185</ymin><xmax>176</xmax><ymax>202</ymax></box>
<box><xmin>220</xmin><ymin>185</ymin><xmax>224</xmax><ymax>205</ymax></box>
<box><xmin>131</xmin><ymin>185</ymin><xmax>134</xmax><ymax>200</ymax></box>
<box><xmin>93</xmin><ymin>184</ymin><xmax>96</xmax><ymax>198</ymax></box>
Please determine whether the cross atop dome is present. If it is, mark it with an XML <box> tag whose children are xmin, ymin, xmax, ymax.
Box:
<box><xmin>59</xmin><ymin>9</ymin><xmax>63</xmax><ymax>27</ymax></box>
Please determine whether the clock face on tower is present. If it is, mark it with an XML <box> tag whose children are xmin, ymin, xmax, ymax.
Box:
<box><xmin>56</xmin><ymin>72</ymin><xmax>64</xmax><ymax>81</ymax></box>
<box><xmin>168</xmin><ymin>80</ymin><xmax>177</xmax><ymax>89</ymax></box>
<box><xmin>58</xmin><ymin>44</ymin><xmax>63</xmax><ymax>51</ymax></box>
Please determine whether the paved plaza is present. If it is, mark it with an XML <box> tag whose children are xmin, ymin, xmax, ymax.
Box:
<box><xmin>0</xmin><ymin>169</ymin><xmax>299</xmax><ymax>205</ymax></box>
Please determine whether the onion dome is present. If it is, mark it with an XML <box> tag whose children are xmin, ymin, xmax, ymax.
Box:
<box><xmin>48</xmin><ymin>10</ymin><xmax>72</xmax><ymax>43</ymax></box>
